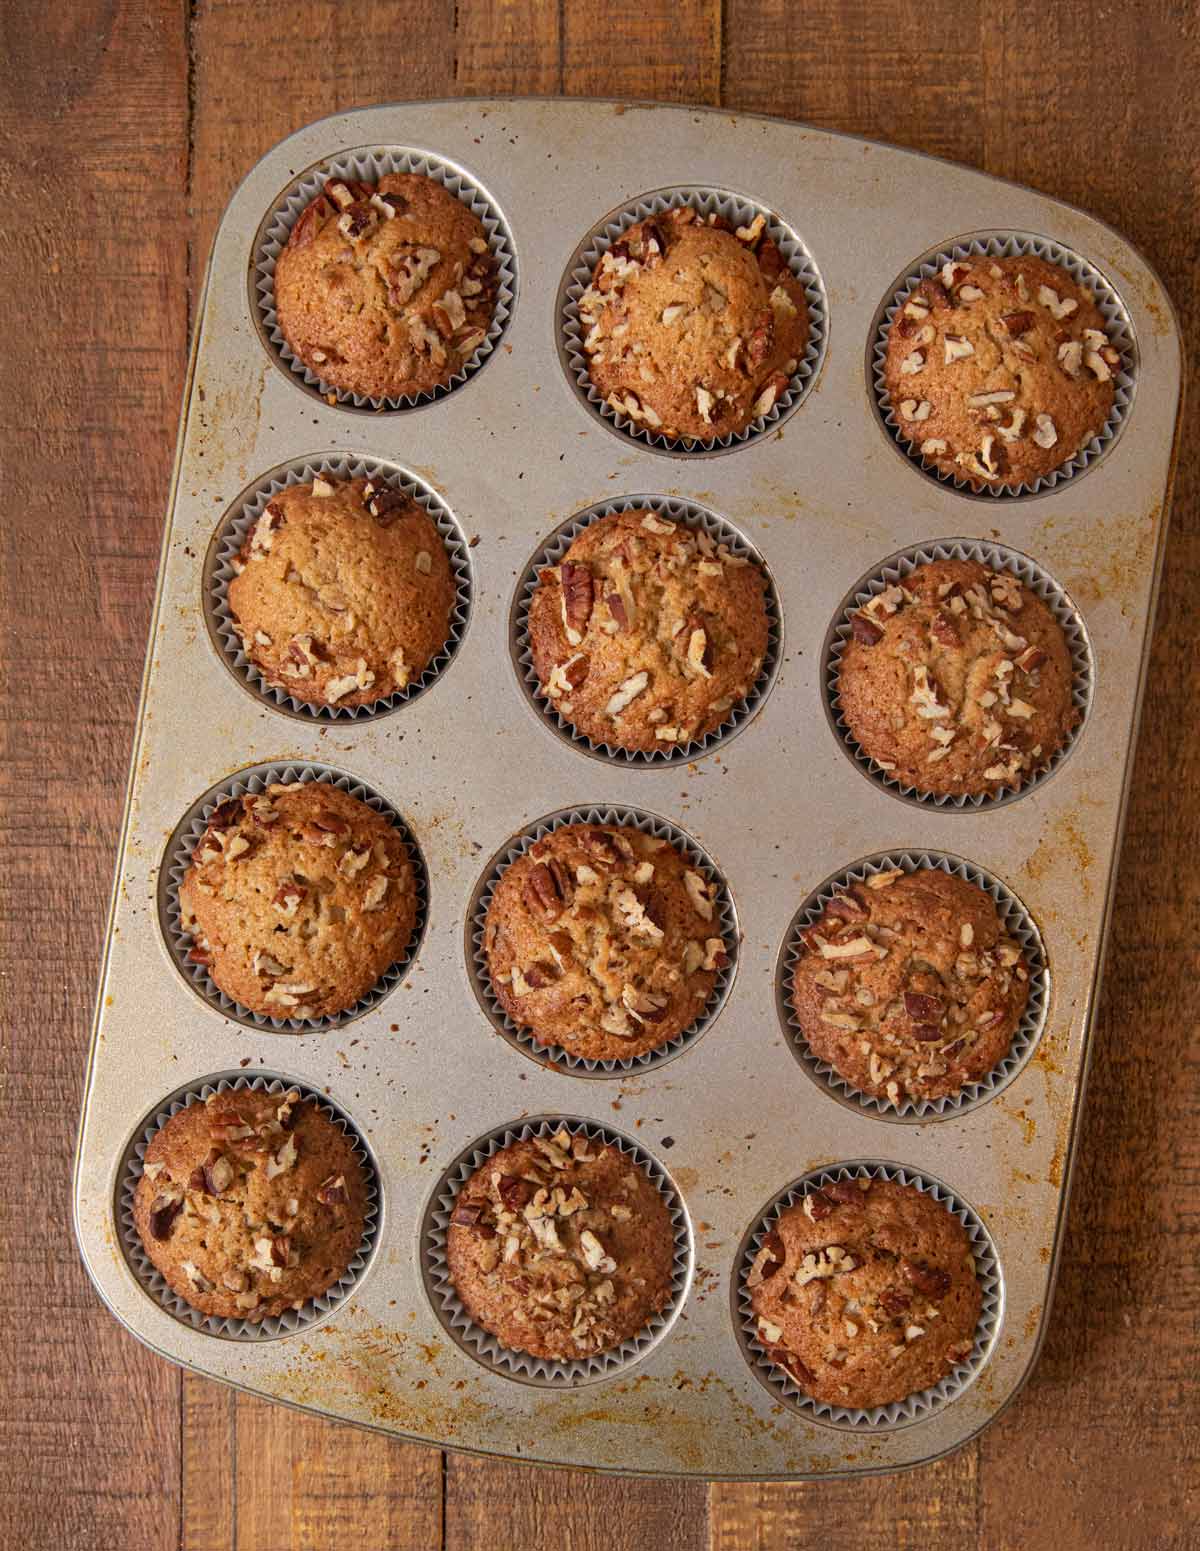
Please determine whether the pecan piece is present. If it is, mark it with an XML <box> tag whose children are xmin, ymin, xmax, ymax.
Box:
<box><xmin>803</xmin><ymin>1188</ymin><xmax>836</xmax><ymax>1221</ymax></box>
<box><xmin>316</xmin><ymin>1174</ymin><xmax>348</xmax><ymax>1206</ymax></box>
<box><xmin>147</xmin><ymin>1194</ymin><xmax>183</xmax><ymax>1241</ymax></box>
<box><xmin>851</xmin><ymin>613</ymin><xmax>884</xmax><ymax>645</ymax></box>
<box><xmin>523</xmin><ymin>860</ymin><xmax>571</xmax><ymax>923</ymax></box>
<box><xmin>902</xmin><ymin>1259</ymin><xmax>952</xmax><ymax>1298</ymax></box>
<box><xmin>903</xmin><ymin>991</ymin><xmax>946</xmax><ymax>1023</ymax></box>
<box><xmin>1000</xmin><ymin>310</ymin><xmax>1036</xmax><ymax>336</ymax></box>
<box><xmin>930</xmin><ymin>610</ymin><xmax>960</xmax><ymax>648</ymax></box>
<box><xmin>560</xmin><ymin>561</ymin><xmax>594</xmax><ymax>643</ymax></box>
<box><xmin>208</xmin><ymin>798</ymin><xmax>242</xmax><ymax>831</ymax></box>
<box><xmin>497</xmin><ymin>1175</ymin><xmax>534</xmax><ymax>1212</ymax></box>
<box><xmin>878</xmin><ymin>1288</ymin><xmax>912</xmax><ymax>1317</ymax></box>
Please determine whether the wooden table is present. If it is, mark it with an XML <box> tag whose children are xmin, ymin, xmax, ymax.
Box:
<box><xmin>2</xmin><ymin>1</ymin><xmax>1196</xmax><ymax>1546</ymax></box>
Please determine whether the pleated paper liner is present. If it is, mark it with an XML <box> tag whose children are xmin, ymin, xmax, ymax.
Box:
<box><xmin>776</xmin><ymin>850</ymin><xmax>1048</xmax><ymax>1122</ymax></box>
<box><xmin>734</xmin><ymin>1161</ymin><xmax>1002</xmax><ymax>1431</ymax></box>
<box><xmin>116</xmin><ymin>1072</ymin><xmax>380</xmax><ymax>1341</ymax></box>
<box><xmin>822</xmin><ymin>537</ymin><xmax>1094</xmax><ymax>810</ymax></box>
<box><xmin>158</xmin><ymin>762</ymin><xmax>427</xmax><ymax>1033</ymax></box>
<box><xmin>251</xmin><ymin>145</ymin><xmax>517</xmax><ymax>411</ymax></box>
<box><xmin>466</xmin><ymin>804</ymin><xmax>739</xmax><ymax>1077</ymax></box>
<box><xmin>203</xmin><ymin>454</ymin><xmax>471</xmax><ymax>723</ymax></box>
<box><xmin>870</xmin><ymin>231</ymin><xmax>1136</xmax><ymax>497</ymax></box>
<box><xmin>557</xmin><ymin>185</ymin><xmax>827</xmax><ymax>456</ymax></box>
<box><xmin>421</xmin><ymin>1116</ymin><xmax>692</xmax><ymax>1386</ymax></box>
<box><xmin>510</xmin><ymin>494</ymin><xmax>782</xmax><ymax>767</ymax></box>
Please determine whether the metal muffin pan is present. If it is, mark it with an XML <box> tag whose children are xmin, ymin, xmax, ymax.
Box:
<box><xmin>73</xmin><ymin>100</ymin><xmax>1182</xmax><ymax>1480</ymax></box>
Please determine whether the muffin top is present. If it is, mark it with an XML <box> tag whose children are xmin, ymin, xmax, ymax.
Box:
<box><xmin>133</xmin><ymin>1087</ymin><xmax>368</xmax><ymax>1322</ymax></box>
<box><xmin>579</xmin><ymin>205</ymin><xmax>810</xmax><ymax>441</ymax></box>
<box><xmin>179</xmin><ymin>781</ymin><xmax>417</xmax><ymax>1022</ymax></box>
<box><xmin>528</xmin><ymin>510</ymin><xmax>770</xmax><ymax>753</ymax></box>
<box><xmin>445</xmin><ymin>1127</ymin><xmax>675</xmax><ymax>1361</ymax></box>
<box><xmin>791</xmin><ymin>868</ymin><xmax>1030</xmax><ymax>1106</ymax></box>
<box><xmin>836</xmin><ymin>558</ymin><xmax>1077</xmax><ymax>797</ymax></box>
<box><xmin>483</xmin><ymin>822</ymin><xmax>727</xmax><ymax>1063</ymax></box>
<box><xmin>748</xmin><ymin>1177</ymin><xmax>981</xmax><ymax>1410</ymax></box>
<box><xmin>228</xmin><ymin>476</ymin><xmax>455</xmax><ymax>710</ymax></box>
<box><xmin>884</xmin><ymin>254</ymin><xmax>1121</xmax><ymax>488</ymax></box>
<box><xmin>274</xmin><ymin>172</ymin><xmax>496</xmax><ymax>400</ymax></box>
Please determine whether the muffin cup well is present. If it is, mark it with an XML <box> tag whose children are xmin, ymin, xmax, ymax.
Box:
<box><xmin>204</xmin><ymin>454</ymin><xmax>471</xmax><ymax>723</ymax></box>
<box><xmin>776</xmin><ymin>851</ymin><xmax>1049</xmax><ymax>1122</ymax></box>
<box><xmin>733</xmin><ymin>1161</ymin><xmax>1002</xmax><ymax>1431</ymax></box>
<box><xmin>158</xmin><ymin>762</ymin><xmax>428</xmax><ymax>1033</ymax></box>
<box><xmin>558</xmin><ymin>186</ymin><xmax>827</xmax><ymax>457</ymax></box>
<box><xmin>870</xmin><ymin>231</ymin><xmax>1136</xmax><ymax>497</ymax></box>
<box><xmin>251</xmin><ymin>146</ymin><xmax>516</xmax><ymax>411</ymax></box>
<box><xmin>421</xmin><ymin>1116</ymin><xmax>692</xmax><ymax>1386</ymax></box>
<box><xmin>466</xmin><ymin>804</ymin><xmax>739</xmax><ymax>1076</ymax></box>
<box><xmin>510</xmin><ymin>495</ymin><xmax>782</xmax><ymax>766</ymax></box>
<box><xmin>822</xmin><ymin>537</ymin><xmax>1094</xmax><ymax>810</ymax></box>
<box><xmin>116</xmin><ymin>1072</ymin><xmax>381</xmax><ymax>1340</ymax></box>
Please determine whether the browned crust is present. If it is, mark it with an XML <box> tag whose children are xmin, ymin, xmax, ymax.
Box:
<box><xmin>132</xmin><ymin>1088</ymin><xmax>368</xmax><ymax>1322</ymax></box>
<box><xmin>178</xmin><ymin>781</ymin><xmax>417</xmax><ymax>1021</ymax></box>
<box><xmin>748</xmin><ymin>1178</ymin><xmax>981</xmax><ymax>1409</ymax></box>
<box><xmin>790</xmin><ymin>868</ymin><xmax>1029</xmax><ymax>1105</ymax></box>
<box><xmin>482</xmin><ymin>822</ymin><xmax>726</xmax><ymax>1063</ymax></box>
<box><xmin>445</xmin><ymin>1130</ymin><xmax>674</xmax><ymax>1361</ymax></box>
<box><xmin>836</xmin><ymin>558</ymin><xmax>1077</xmax><ymax>797</ymax></box>
<box><xmin>527</xmin><ymin>509</ymin><xmax>769</xmax><ymax>752</ymax></box>
<box><xmin>883</xmin><ymin>253</ymin><xmax>1119</xmax><ymax>488</ymax></box>
<box><xmin>580</xmin><ymin>205</ymin><xmax>810</xmax><ymax>440</ymax></box>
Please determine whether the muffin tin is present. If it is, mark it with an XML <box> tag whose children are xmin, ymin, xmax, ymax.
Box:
<box><xmin>73</xmin><ymin>100</ymin><xmax>1182</xmax><ymax>1479</ymax></box>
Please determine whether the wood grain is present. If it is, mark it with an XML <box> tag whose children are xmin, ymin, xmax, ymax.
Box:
<box><xmin>2</xmin><ymin>1</ymin><xmax>1197</xmax><ymax>1548</ymax></box>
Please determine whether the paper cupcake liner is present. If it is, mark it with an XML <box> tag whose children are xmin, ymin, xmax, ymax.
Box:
<box><xmin>251</xmin><ymin>146</ymin><xmax>516</xmax><ymax>411</ymax></box>
<box><xmin>734</xmin><ymin>1161</ymin><xmax>1002</xmax><ymax>1430</ymax></box>
<box><xmin>116</xmin><ymin>1072</ymin><xmax>380</xmax><ymax>1341</ymax></box>
<box><xmin>776</xmin><ymin>851</ymin><xmax>1048</xmax><ymax>1121</ymax></box>
<box><xmin>421</xmin><ymin>1116</ymin><xmax>692</xmax><ymax>1386</ymax></box>
<box><xmin>158</xmin><ymin>762</ymin><xmax>427</xmax><ymax>1032</ymax></box>
<box><xmin>203</xmin><ymin>454</ymin><xmax>471</xmax><ymax>723</ymax></box>
<box><xmin>467</xmin><ymin>805</ymin><xmax>739</xmax><ymax>1076</ymax></box>
<box><xmin>510</xmin><ymin>495</ymin><xmax>782</xmax><ymax>766</ymax></box>
<box><xmin>823</xmin><ymin>538</ymin><xmax>1094</xmax><ymax>810</ymax></box>
<box><xmin>870</xmin><ymin>232</ymin><xmax>1136</xmax><ymax>497</ymax></box>
<box><xmin>558</xmin><ymin>186</ymin><xmax>827</xmax><ymax>456</ymax></box>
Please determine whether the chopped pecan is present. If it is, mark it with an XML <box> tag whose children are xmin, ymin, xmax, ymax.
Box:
<box><xmin>523</xmin><ymin>860</ymin><xmax>571</xmax><ymax>923</ymax></box>
<box><xmin>902</xmin><ymin>1259</ymin><xmax>952</xmax><ymax>1298</ymax></box>
<box><xmin>316</xmin><ymin>1174</ymin><xmax>348</xmax><ymax>1206</ymax></box>
<box><xmin>147</xmin><ymin>1194</ymin><xmax>183</xmax><ymax>1241</ymax></box>
<box><xmin>1000</xmin><ymin>310</ymin><xmax>1036</xmax><ymax>336</ymax></box>
<box><xmin>208</xmin><ymin>799</ymin><xmax>242</xmax><ymax>831</ymax></box>
<box><xmin>497</xmin><ymin>1175</ymin><xmax>534</xmax><ymax>1212</ymax></box>
<box><xmin>851</xmin><ymin>613</ymin><xmax>884</xmax><ymax>645</ymax></box>
<box><xmin>903</xmin><ymin>991</ymin><xmax>945</xmax><ymax>1023</ymax></box>
<box><xmin>560</xmin><ymin>561</ymin><xmax>594</xmax><ymax>641</ymax></box>
<box><xmin>930</xmin><ymin>610</ymin><xmax>960</xmax><ymax>648</ymax></box>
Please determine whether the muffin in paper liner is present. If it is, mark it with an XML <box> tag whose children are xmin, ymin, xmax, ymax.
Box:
<box><xmin>251</xmin><ymin>146</ymin><xmax>516</xmax><ymax>410</ymax></box>
<box><xmin>203</xmin><ymin>454</ymin><xmax>471</xmax><ymax>722</ymax></box>
<box><xmin>510</xmin><ymin>494</ymin><xmax>782</xmax><ymax>766</ymax></box>
<box><xmin>870</xmin><ymin>232</ymin><xmax>1136</xmax><ymax>497</ymax></box>
<box><xmin>733</xmin><ymin>1161</ymin><xmax>1002</xmax><ymax>1430</ymax></box>
<box><xmin>822</xmin><ymin>537</ymin><xmax>1093</xmax><ymax>810</ymax></box>
<box><xmin>558</xmin><ymin>186</ymin><xmax>827</xmax><ymax>456</ymax></box>
<box><xmin>116</xmin><ymin>1072</ymin><xmax>380</xmax><ymax>1341</ymax></box>
<box><xmin>158</xmin><ymin>762</ymin><xmax>428</xmax><ymax>1032</ymax></box>
<box><xmin>421</xmin><ymin>1116</ymin><xmax>692</xmax><ymax>1386</ymax></box>
<box><xmin>466</xmin><ymin>804</ymin><xmax>739</xmax><ymax>1076</ymax></box>
<box><xmin>776</xmin><ymin>850</ymin><xmax>1048</xmax><ymax>1121</ymax></box>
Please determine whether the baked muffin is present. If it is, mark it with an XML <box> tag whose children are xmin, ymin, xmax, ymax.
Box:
<box><xmin>445</xmin><ymin>1126</ymin><xmax>675</xmax><ymax>1360</ymax></box>
<box><xmin>483</xmin><ymin>822</ymin><xmax>727</xmax><ymax>1063</ymax></box>
<box><xmin>179</xmin><ymin>781</ymin><xmax>418</xmax><ymax>1021</ymax></box>
<box><xmin>748</xmin><ymin>1176</ymin><xmax>981</xmax><ymax>1409</ymax></box>
<box><xmin>133</xmin><ymin>1086</ymin><xmax>368</xmax><ymax>1322</ymax></box>
<box><xmin>274</xmin><ymin>172</ymin><xmax>496</xmax><ymax>400</ymax></box>
<box><xmin>529</xmin><ymin>509</ymin><xmax>770</xmax><ymax>752</ymax></box>
<box><xmin>228</xmin><ymin>474</ymin><xmax>455</xmax><ymax>710</ymax></box>
<box><xmin>791</xmin><ymin>868</ymin><xmax>1029</xmax><ymax>1106</ymax></box>
<box><xmin>836</xmin><ymin>558</ymin><xmax>1077</xmax><ymax>797</ymax></box>
<box><xmin>578</xmin><ymin>205</ymin><xmax>810</xmax><ymax>441</ymax></box>
<box><xmin>884</xmin><ymin>254</ymin><xmax>1122</xmax><ymax>488</ymax></box>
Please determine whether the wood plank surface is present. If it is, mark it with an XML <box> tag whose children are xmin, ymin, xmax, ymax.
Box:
<box><xmin>1</xmin><ymin>2</ymin><xmax>1196</xmax><ymax>1548</ymax></box>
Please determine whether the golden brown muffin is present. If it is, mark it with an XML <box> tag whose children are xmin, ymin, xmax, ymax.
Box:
<box><xmin>579</xmin><ymin>205</ymin><xmax>810</xmax><ymax>441</ymax></box>
<box><xmin>444</xmin><ymin>1127</ymin><xmax>675</xmax><ymax>1361</ymax></box>
<box><xmin>133</xmin><ymin>1087</ymin><xmax>369</xmax><ymax>1322</ymax></box>
<box><xmin>836</xmin><ymin>558</ymin><xmax>1077</xmax><ymax>797</ymax></box>
<box><xmin>228</xmin><ymin>475</ymin><xmax>456</xmax><ymax>710</ymax></box>
<box><xmin>883</xmin><ymin>253</ymin><xmax>1121</xmax><ymax>488</ymax></box>
<box><xmin>790</xmin><ymin>868</ymin><xmax>1030</xmax><ymax>1106</ymax></box>
<box><xmin>179</xmin><ymin>781</ymin><xmax>418</xmax><ymax>1021</ymax></box>
<box><xmin>483</xmin><ymin>822</ymin><xmax>727</xmax><ymax>1063</ymax></box>
<box><xmin>528</xmin><ymin>509</ymin><xmax>770</xmax><ymax>753</ymax></box>
<box><xmin>748</xmin><ymin>1177</ymin><xmax>981</xmax><ymax>1410</ymax></box>
<box><xmin>274</xmin><ymin>172</ymin><xmax>496</xmax><ymax>400</ymax></box>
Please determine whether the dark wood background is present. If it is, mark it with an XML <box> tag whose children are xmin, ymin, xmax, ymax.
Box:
<box><xmin>2</xmin><ymin>2</ymin><xmax>1196</xmax><ymax>1546</ymax></box>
